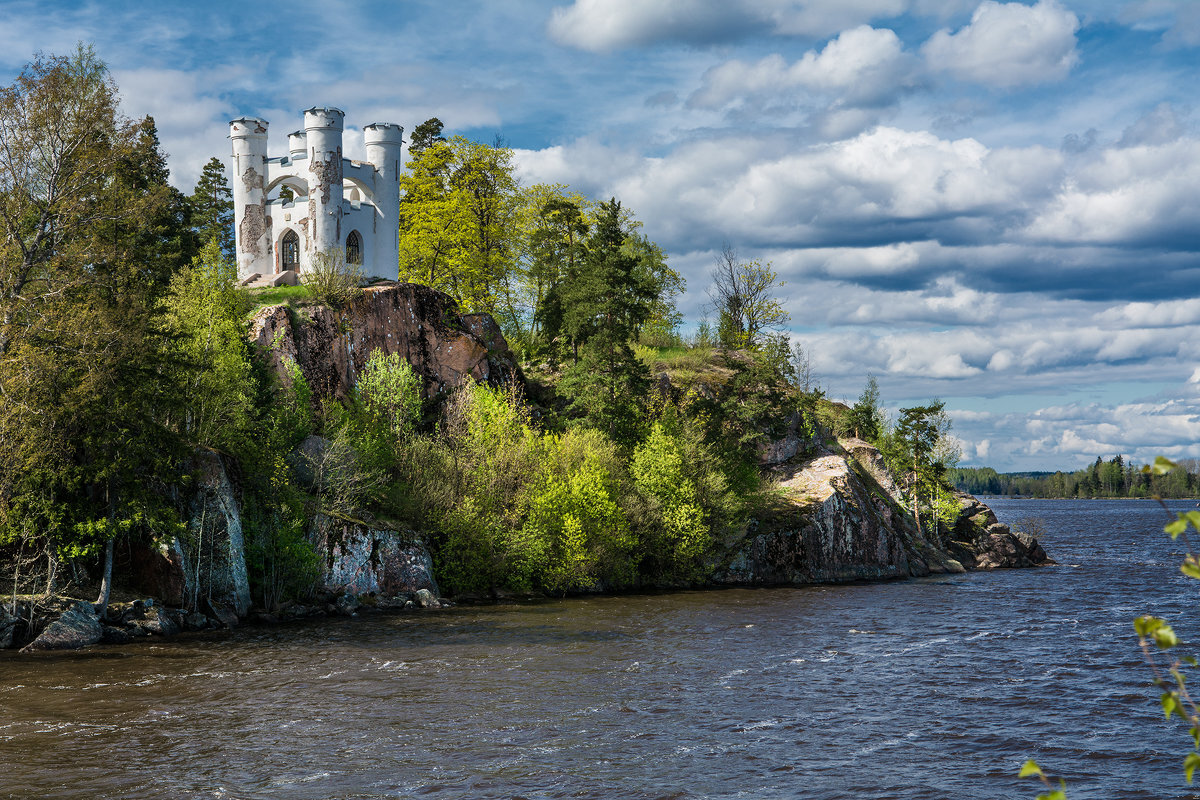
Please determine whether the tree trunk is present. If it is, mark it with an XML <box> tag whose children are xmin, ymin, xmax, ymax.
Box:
<box><xmin>94</xmin><ymin>538</ymin><xmax>113</xmax><ymax>620</ymax></box>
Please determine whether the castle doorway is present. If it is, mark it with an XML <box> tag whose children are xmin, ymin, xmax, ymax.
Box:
<box><xmin>281</xmin><ymin>230</ymin><xmax>300</xmax><ymax>273</ymax></box>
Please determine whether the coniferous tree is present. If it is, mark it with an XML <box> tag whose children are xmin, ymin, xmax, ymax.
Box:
<box><xmin>188</xmin><ymin>155</ymin><xmax>235</xmax><ymax>260</ymax></box>
<box><xmin>408</xmin><ymin>117</ymin><xmax>446</xmax><ymax>157</ymax></box>
<box><xmin>848</xmin><ymin>374</ymin><xmax>884</xmax><ymax>442</ymax></box>
<box><xmin>558</xmin><ymin>199</ymin><xmax>657</xmax><ymax>445</ymax></box>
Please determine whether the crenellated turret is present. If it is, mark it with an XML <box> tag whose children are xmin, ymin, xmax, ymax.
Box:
<box><xmin>287</xmin><ymin>130</ymin><xmax>307</xmax><ymax>162</ymax></box>
<box><xmin>304</xmin><ymin>107</ymin><xmax>345</xmax><ymax>261</ymax></box>
<box><xmin>364</xmin><ymin>122</ymin><xmax>404</xmax><ymax>281</ymax></box>
<box><xmin>229</xmin><ymin>117</ymin><xmax>270</xmax><ymax>281</ymax></box>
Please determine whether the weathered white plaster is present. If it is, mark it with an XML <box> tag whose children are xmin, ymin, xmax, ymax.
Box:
<box><xmin>229</xmin><ymin>108</ymin><xmax>403</xmax><ymax>282</ymax></box>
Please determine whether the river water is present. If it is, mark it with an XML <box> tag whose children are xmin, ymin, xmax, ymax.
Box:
<box><xmin>2</xmin><ymin>498</ymin><xmax>1199</xmax><ymax>799</ymax></box>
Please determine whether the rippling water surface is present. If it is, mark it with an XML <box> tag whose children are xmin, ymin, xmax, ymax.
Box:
<box><xmin>3</xmin><ymin>499</ymin><xmax>1200</xmax><ymax>799</ymax></box>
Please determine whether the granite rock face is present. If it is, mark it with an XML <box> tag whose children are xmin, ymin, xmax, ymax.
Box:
<box><xmin>129</xmin><ymin>451</ymin><xmax>251</xmax><ymax>616</ymax></box>
<box><xmin>309</xmin><ymin>515</ymin><xmax>439</xmax><ymax>598</ymax></box>
<box><xmin>716</xmin><ymin>439</ymin><xmax>997</xmax><ymax>587</ymax></box>
<box><xmin>185</xmin><ymin>451</ymin><xmax>253</xmax><ymax>616</ymax></box>
<box><xmin>944</xmin><ymin>489</ymin><xmax>1055</xmax><ymax>569</ymax></box>
<box><xmin>21</xmin><ymin>601</ymin><xmax>102</xmax><ymax>652</ymax></box>
<box><xmin>128</xmin><ymin>536</ymin><xmax>189</xmax><ymax>608</ymax></box>
<box><xmin>248</xmin><ymin>283</ymin><xmax>521</xmax><ymax>403</ymax></box>
<box><xmin>718</xmin><ymin>445</ymin><xmax>927</xmax><ymax>585</ymax></box>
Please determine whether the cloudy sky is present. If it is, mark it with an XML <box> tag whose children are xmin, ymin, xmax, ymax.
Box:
<box><xmin>3</xmin><ymin>0</ymin><xmax>1198</xmax><ymax>471</ymax></box>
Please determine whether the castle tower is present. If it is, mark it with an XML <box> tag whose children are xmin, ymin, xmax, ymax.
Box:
<box><xmin>363</xmin><ymin>122</ymin><xmax>404</xmax><ymax>281</ymax></box>
<box><xmin>304</xmin><ymin>107</ymin><xmax>345</xmax><ymax>261</ymax></box>
<box><xmin>229</xmin><ymin>117</ymin><xmax>270</xmax><ymax>281</ymax></box>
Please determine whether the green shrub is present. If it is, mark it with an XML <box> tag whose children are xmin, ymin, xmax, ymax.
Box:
<box><xmin>306</xmin><ymin>248</ymin><xmax>363</xmax><ymax>308</ymax></box>
<box><xmin>427</xmin><ymin>381</ymin><xmax>543</xmax><ymax>594</ymax></box>
<box><xmin>631</xmin><ymin>422</ymin><xmax>712</xmax><ymax>579</ymax></box>
<box><xmin>524</xmin><ymin>429</ymin><xmax>634</xmax><ymax>592</ymax></box>
<box><xmin>356</xmin><ymin>349</ymin><xmax>422</xmax><ymax>438</ymax></box>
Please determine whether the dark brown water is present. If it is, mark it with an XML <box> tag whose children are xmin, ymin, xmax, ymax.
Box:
<box><xmin>3</xmin><ymin>499</ymin><xmax>1199</xmax><ymax>799</ymax></box>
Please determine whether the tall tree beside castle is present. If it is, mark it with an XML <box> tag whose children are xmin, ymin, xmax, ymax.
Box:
<box><xmin>0</xmin><ymin>45</ymin><xmax>186</xmax><ymax>610</ymax></box>
<box><xmin>189</xmin><ymin>156</ymin><xmax>235</xmax><ymax>260</ymax></box>
<box><xmin>398</xmin><ymin>132</ymin><xmax>519</xmax><ymax>312</ymax></box>
<box><xmin>555</xmin><ymin>200</ymin><xmax>658</xmax><ymax>445</ymax></box>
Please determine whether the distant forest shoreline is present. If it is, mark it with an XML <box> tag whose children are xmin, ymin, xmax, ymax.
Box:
<box><xmin>949</xmin><ymin>456</ymin><xmax>1200</xmax><ymax>499</ymax></box>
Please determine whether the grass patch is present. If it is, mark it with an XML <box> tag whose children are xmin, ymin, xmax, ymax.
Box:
<box><xmin>633</xmin><ymin>343</ymin><xmax>722</xmax><ymax>383</ymax></box>
<box><xmin>245</xmin><ymin>284</ymin><xmax>313</xmax><ymax>313</ymax></box>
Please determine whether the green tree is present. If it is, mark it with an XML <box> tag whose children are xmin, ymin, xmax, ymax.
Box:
<box><xmin>626</xmin><ymin>230</ymin><xmax>684</xmax><ymax>347</ymax></box>
<box><xmin>188</xmin><ymin>156</ymin><xmax>235</xmax><ymax>259</ymax></box>
<box><xmin>521</xmin><ymin>188</ymin><xmax>591</xmax><ymax>345</ymax></box>
<box><xmin>557</xmin><ymin>199</ymin><xmax>657</xmax><ymax>445</ymax></box>
<box><xmin>707</xmin><ymin>244</ymin><xmax>789</xmax><ymax>350</ymax></box>
<box><xmin>889</xmin><ymin>400</ymin><xmax>948</xmax><ymax>535</ymax></box>
<box><xmin>161</xmin><ymin>238</ymin><xmax>255</xmax><ymax>452</ymax></box>
<box><xmin>397</xmin><ymin>135</ymin><xmax>520</xmax><ymax>313</ymax></box>
<box><xmin>408</xmin><ymin>117</ymin><xmax>446</xmax><ymax>157</ymax></box>
<box><xmin>0</xmin><ymin>46</ymin><xmax>189</xmax><ymax>614</ymax></box>
<box><xmin>847</xmin><ymin>374</ymin><xmax>884</xmax><ymax>442</ymax></box>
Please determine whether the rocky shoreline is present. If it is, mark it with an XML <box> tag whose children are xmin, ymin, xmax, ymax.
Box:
<box><xmin>2</xmin><ymin>436</ymin><xmax>1051</xmax><ymax>655</ymax></box>
<box><xmin>5</xmin><ymin>587</ymin><xmax>451</xmax><ymax>654</ymax></box>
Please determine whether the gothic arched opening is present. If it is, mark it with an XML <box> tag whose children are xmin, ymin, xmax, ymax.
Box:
<box><xmin>281</xmin><ymin>229</ymin><xmax>300</xmax><ymax>273</ymax></box>
<box><xmin>346</xmin><ymin>230</ymin><xmax>363</xmax><ymax>266</ymax></box>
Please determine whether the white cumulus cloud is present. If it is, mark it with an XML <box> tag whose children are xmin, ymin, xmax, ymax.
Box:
<box><xmin>689</xmin><ymin>26</ymin><xmax>917</xmax><ymax>110</ymax></box>
<box><xmin>921</xmin><ymin>0</ymin><xmax>1080</xmax><ymax>88</ymax></box>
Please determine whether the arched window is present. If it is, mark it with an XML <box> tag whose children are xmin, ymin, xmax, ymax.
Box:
<box><xmin>346</xmin><ymin>230</ymin><xmax>363</xmax><ymax>266</ymax></box>
<box><xmin>281</xmin><ymin>230</ymin><xmax>300</xmax><ymax>272</ymax></box>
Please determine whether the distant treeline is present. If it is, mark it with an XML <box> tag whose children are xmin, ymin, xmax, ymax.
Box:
<box><xmin>949</xmin><ymin>456</ymin><xmax>1200</xmax><ymax>499</ymax></box>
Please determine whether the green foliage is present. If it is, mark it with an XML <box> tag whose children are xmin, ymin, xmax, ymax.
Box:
<box><xmin>398</xmin><ymin>136</ymin><xmax>519</xmax><ymax>313</ymax></box>
<box><xmin>707</xmin><ymin>245</ymin><xmax>789</xmax><ymax>350</ymax></box>
<box><xmin>408</xmin><ymin>117</ymin><xmax>446</xmax><ymax>156</ymax></box>
<box><xmin>712</xmin><ymin>349</ymin><xmax>800</xmax><ymax>462</ymax></box>
<box><xmin>881</xmin><ymin>400</ymin><xmax>955</xmax><ymax>535</ymax></box>
<box><xmin>0</xmin><ymin>47</ymin><xmax>189</xmax><ymax>579</ymax></box>
<box><xmin>188</xmin><ymin>156</ymin><xmax>235</xmax><ymax>260</ymax></box>
<box><xmin>631</xmin><ymin>422</ymin><xmax>713</xmax><ymax>579</ymax></box>
<box><xmin>1020</xmin><ymin>760</ymin><xmax>1067</xmax><ymax>800</ymax></box>
<box><xmin>524</xmin><ymin>433</ymin><xmax>633</xmax><ymax>593</ymax></box>
<box><xmin>306</xmin><ymin>247</ymin><xmax>364</xmax><ymax>308</ymax></box>
<box><xmin>423</xmin><ymin>381</ymin><xmax>545</xmax><ymax>594</ymax></box>
<box><xmin>237</xmin><ymin>358</ymin><xmax>321</xmax><ymax>609</ymax></box>
<box><xmin>950</xmin><ymin>455</ymin><xmax>1200</xmax><ymax>499</ymax></box>
<box><xmin>554</xmin><ymin>200</ymin><xmax>657</xmax><ymax>445</ymax></box>
<box><xmin>513</xmin><ymin>187</ymin><xmax>592</xmax><ymax>347</ymax></box>
<box><xmin>424</xmin><ymin>388</ymin><xmax>636</xmax><ymax>596</ymax></box>
<box><xmin>242</xmin><ymin>469</ymin><xmax>321</xmax><ymax>611</ymax></box>
<box><xmin>846</xmin><ymin>374</ymin><xmax>884</xmax><ymax>443</ymax></box>
<box><xmin>356</xmin><ymin>349</ymin><xmax>423</xmax><ymax>439</ymax></box>
<box><xmin>162</xmin><ymin>239</ymin><xmax>255</xmax><ymax>451</ymax></box>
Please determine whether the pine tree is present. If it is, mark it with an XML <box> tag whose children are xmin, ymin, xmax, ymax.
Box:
<box><xmin>189</xmin><ymin>156</ymin><xmax>235</xmax><ymax>260</ymax></box>
<box><xmin>557</xmin><ymin>200</ymin><xmax>657</xmax><ymax>445</ymax></box>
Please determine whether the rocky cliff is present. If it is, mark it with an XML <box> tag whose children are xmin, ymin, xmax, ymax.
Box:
<box><xmin>716</xmin><ymin>437</ymin><xmax>1052</xmax><ymax>586</ymax></box>
<box><xmin>248</xmin><ymin>282</ymin><xmax>520</xmax><ymax>402</ymax></box>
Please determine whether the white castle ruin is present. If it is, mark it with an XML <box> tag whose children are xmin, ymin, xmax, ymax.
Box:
<box><xmin>229</xmin><ymin>108</ymin><xmax>403</xmax><ymax>284</ymax></box>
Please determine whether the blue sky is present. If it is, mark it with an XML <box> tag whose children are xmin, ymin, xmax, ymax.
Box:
<box><xmin>2</xmin><ymin>0</ymin><xmax>1198</xmax><ymax>471</ymax></box>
